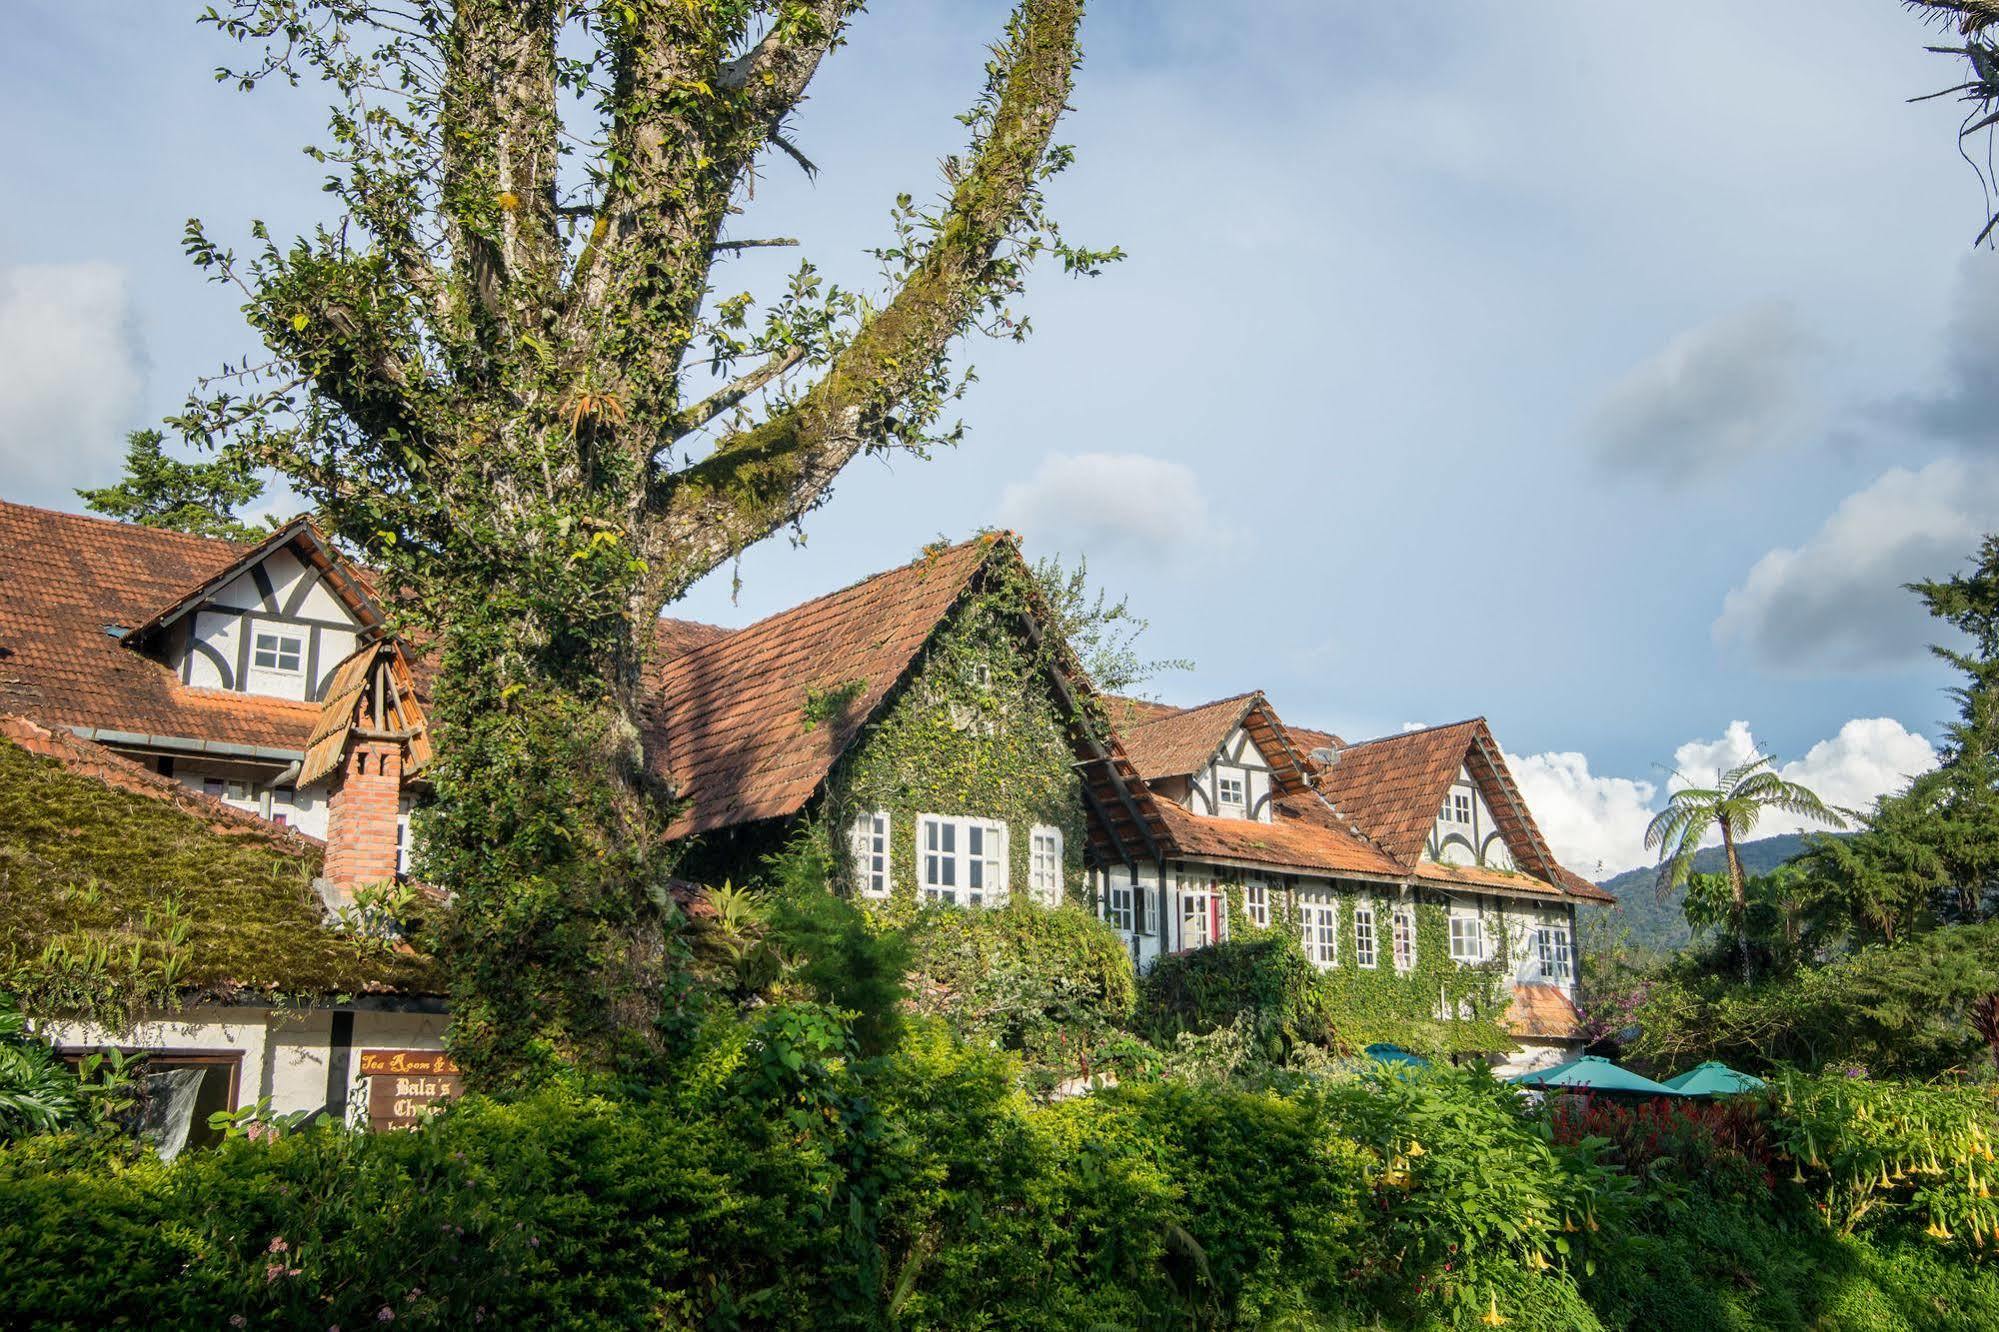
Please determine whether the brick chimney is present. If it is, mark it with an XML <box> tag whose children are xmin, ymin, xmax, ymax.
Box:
<box><xmin>323</xmin><ymin>739</ymin><xmax>403</xmax><ymax>901</ymax></box>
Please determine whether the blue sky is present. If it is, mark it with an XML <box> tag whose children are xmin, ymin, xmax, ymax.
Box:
<box><xmin>2</xmin><ymin>2</ymin><xmax>1991</xmax><ymax>873</ymax></box>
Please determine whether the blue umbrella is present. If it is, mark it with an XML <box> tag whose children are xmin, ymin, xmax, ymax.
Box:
<box><xmin>1663</xmin><ymin>1061</ymin><xmax>1766</xmax><ymax>1097</ymax></box>
<box><xmin>1508</xmin><ymin>1055</ymin><xmax>1685</xmax><ymax>1096</ymax></box>
<box><xmin>1364</xmin><ymin>1043</ymin><xmax>1430</xmax><ymax>1068</ymax></box>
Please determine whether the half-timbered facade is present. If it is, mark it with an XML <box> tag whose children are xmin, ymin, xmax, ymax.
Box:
<box><xmin>0</xmin><ymin>497</ymin><xmax>1611</xmax><ymax>1076</ymax></box>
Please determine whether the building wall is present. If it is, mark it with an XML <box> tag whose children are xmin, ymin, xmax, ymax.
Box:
<box><xmin>39</xmin><ymin>1004</ymin><xmax>449</xmax><ymax>1127</ymax></box>
<box><xmin>814</xmin><ymin>593</ymin><xmax>1089</xmax><ymax>912</ymax></box>
<box><xmin>1185</xmin><ymin>724</ymin><xmax>1275</xmax><ymax>822</ymax></box>
<box><xmin>169</xmin><ymin>545</ymin><xmax>360</xmax><ymax>703</ymax></box>
<box><xmin>1425</xmin><ymin>765</ymin><xmax>1516</xmax><ymax>870</ymax></box>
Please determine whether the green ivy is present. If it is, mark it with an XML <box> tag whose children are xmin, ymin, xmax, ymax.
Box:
<box><xmin>1146</xmin><ymin>881</ymin><xmax>1514</xmax><ymax>1058</ymax></box>
<box><xmin>819</xmin><ymin>585</ymin><xmax>1088</xmax><ymax>913</ymax></box>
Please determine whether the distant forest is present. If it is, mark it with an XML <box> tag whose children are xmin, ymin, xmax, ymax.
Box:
<box><xmin>1580</xmin><ymin>834</ymin><xmax>1835</xmax><ymax>954</ymax></box>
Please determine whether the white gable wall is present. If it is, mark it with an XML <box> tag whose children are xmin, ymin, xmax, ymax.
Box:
<box><xmin>169</xmin><ymin>545</ymin><xmax>361</xmax><ymax>703</ymax></box>
<box><xmin>1187</xmin><ymin>724</ymin><xmax>1276</xmax><ymax>822</ymax></box>
<box><xmin>1425</xmin><ymin>765</ymin><xmax>1515</xmax><ymax>870</ymax></box>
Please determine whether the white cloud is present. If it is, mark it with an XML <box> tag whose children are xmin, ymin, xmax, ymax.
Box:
<box><xmin>0</xmin><ymin>263</ymin><xmax>145</xmax><ymax>507</ymax></box>
<box><xmin>1506</xmin><ymin>749</ymin><xmax>1659</xmax><ymax>880</ymax></box>
<box><xmin>1586</xmin><ymin>301</ymin><xmax>1816</xmax><ymax>482</ymax></box>
<box><xmin>1507</xmin><ymin>716</ymin><xmax>1936</xmax><ymax>878</ymax></box>
<box><xmin>1668</xmin><ymin>718</ymin><xmax>1938</xmax><ymax>828</ymax></box>
<box><xmin>996</xmin><ymin>451</ymin><xmax>1221</xmax><ymax>554</ymax></box>
<box><xmin>1713</xmin><ymin>457</ymin><xmax>1999</xmax><ymax>671</ymax></box>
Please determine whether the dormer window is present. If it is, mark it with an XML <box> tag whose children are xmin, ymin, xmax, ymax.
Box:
<box><xmin>253</xmin><ymin>631</ymin><xmax>304</xmax><ymax>675</ymax></box>
<box><xmin>1444</xmin><ymin>791</ymin><xmax>1472</xmax><ymax>825</ymax></box>
<box><xmin>1217</xmin><ymin>772</ymin><xmax>1245</xmax><ymax>812</ymax></box>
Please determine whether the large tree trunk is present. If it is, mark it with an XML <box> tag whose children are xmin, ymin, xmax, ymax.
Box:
<box><xmin>1721</xmin><ymin>819</ymin><xmax>1754</xmax><ymax>984</ymax></box>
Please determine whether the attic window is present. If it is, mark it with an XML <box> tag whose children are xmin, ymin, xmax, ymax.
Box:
<box><xmin>1444</xmin><ymin>791</ymin><xmax>1472</xmax><ymax>825</ymax></box>
<box><xmin>1217</xmin><ymin>772</ymin><xmax>1245</xmax><ymax>811</ymax></box>
<box><xmin>253</xmin><ymin>631</ymin><xmax>304</xmax><ymax>675</ymax></box>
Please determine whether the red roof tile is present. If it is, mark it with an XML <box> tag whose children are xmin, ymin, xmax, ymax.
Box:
<box><xmin>1506</xmin><ymin>983</ymin><xmax>1584</xmax><ymax>1041</ymax></box>
<box><xmin>649</xmin><ymin>537</ymin><xmax>1001</xmax><ymax>836</ymax></box>
<box><xmin>1314</xmin><ymin>720</ymin><xmax>1484</xmax><ymax>864</ymax></box>
<box><xmin>1118</xmin><ymin>693</ymin><xmax>1257</xmax><ymax>779</ymax></box>
<box><xmin>1151</xmin><ymin>793</ymin><xmax>1404</xmax><ymax>879</ymax></box>
<box><xmin>0</xmin><ymin>501</ymin><xmax>323</xmax><ymax>753</ymax></box>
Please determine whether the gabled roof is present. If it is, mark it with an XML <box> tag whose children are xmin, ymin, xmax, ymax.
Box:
<box><xmin>1119</xmin><ymin>690</ymin><xmax>1316</xmax><ymax>798</ymax></box>
<box><xmin>0</xmin><ymin>501</ymin><xmax>324</xmax><ymax>753</ymax></box>
<box><xmin>1308</xmin><ymin>716</ymin><xmax>1613</xmax><ymax>904</ymax></box>
<box><xmin>119</xmin><ymin>517</ymin><xmax>384</xmax><ymax>647</ymax></box>
<box><xmin>650</xmin><ymin>534</ymin><xmax>1166</xmax><ymax>864</ymax></box>
<box><xmin>1119</xmin><ymin>693</ymin><xmax>1255</xmax><ymax>779</ymax></box>
<box><xmin>1313</xmin><ymin>720</ymin><xmax>1485</xmax><ymax>864</ymax></box>
<box><xmin>1152</xmin><ymin>792</ymin><xmax>1403</xmax><ymax>879</ymax></box>
<box><xmin>649</xmin><ymin>538</ymin><xmax>998</xmax><ymax>835</ymax></box>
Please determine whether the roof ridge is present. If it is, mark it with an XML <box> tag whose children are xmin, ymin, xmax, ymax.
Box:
<box><xmin>1341</xmin><ymin>716</ymin><xmax>1483</xmax><ymax>748</ymax></box>
<box><xmin>663</xmin><ymin>536</ymin><xmax>998</xmax><ymax>667</ymax></box>
<box><xmin>1124</xmin><ymin>690</ymin><xmax>1257</xmax><ymax>728</ymax></box>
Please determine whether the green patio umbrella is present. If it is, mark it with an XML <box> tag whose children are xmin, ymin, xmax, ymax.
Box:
<box><xmin>1663</xmin><ymin>1061</ymin><xmax>1767</xmax><ymax>1097</ymax></box>
<box><xmin>1364</xmin><ymin>1043</ymin><xmax>1430</xmax><ymax>1069</ymax></box>
<box><xmin>1508</xmin><ymin>1055</ymin><xmax>1684</xmax><ymax>1096</ymax></box>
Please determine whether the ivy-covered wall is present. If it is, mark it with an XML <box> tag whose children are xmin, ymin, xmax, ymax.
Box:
<box><xmin>1174</xmin><ymin>869</ymin><xmax>1515</xmax><ymax>1053</ymax></box>
<box><xmin>816</xmin><ymin>587</ymin><xmax>1089</xmax><ymax>914</ymax></box>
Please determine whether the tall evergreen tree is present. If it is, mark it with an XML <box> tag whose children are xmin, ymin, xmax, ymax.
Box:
<box><xmin>77</xmin><ymin>430</ymin><xmax>268</xmax><ymax>542</ymax></box>
<box><xmin>160</xmin><ymin>2</ymin><xmax>1108</xmax><ymax>1084</ymax></box>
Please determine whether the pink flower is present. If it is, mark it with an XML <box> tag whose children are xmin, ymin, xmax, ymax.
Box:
<box><xmin>269</xmin><ymin>1236</ymin><xmax>290</xmax><ymax>1253</ymax></box>
<box><xmin>377</xmin><ymin>1307</ymin><xmax>396</xmax><ymax>1323</ymax></box>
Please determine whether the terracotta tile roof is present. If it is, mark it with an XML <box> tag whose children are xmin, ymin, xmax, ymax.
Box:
<box><xmin>1151</xmin><ymin>793</ymin><xmax>1404</xmax><ymax>879</ymax></box>
<box><xmin>1315</xmin><ymin>720</ymin><xmax>1483</xmax><ymax>863</ymax></box>
<box><xmin>1412</xmin><ymin>860</ymin><xmax>1564</xmax><ymax>900</ymax></box>
<box><xmin>1118</xmin><ymin>693</ymin><xmax>1256</xmax><ymax>779</ymax></box>
<box><xmin>1300</xmin><ymin>715</ymin><xmax>1606</xmax><ymax>906</ymax></box>
<box><xmin>655</xmin><ymin>617</ymin><xmax>734</xmax><ymax>661</ymax></box>
<box><xmin>1105</xmin><ymin>695</ymin><xmax>1184</xmax><ymax>731</ymax></box>
<box><xmin>650</xmin><ymin>537</ymin><xmax>1002</xmax><ymax>836</ymax></box>
<box><xmin>1505</xmin><ymin>983</ymin><xmax>1584</xmax><ymax>1041</ymax></box>
<box><xmin>1285</xmin><ymin>723</ymin><xmax>1346</xmax><ymax>761</ymax></box>
<box><xmin>0</xmin><ymin>501</ymin><xmax>323</xmax><ymax>753</ymax></box>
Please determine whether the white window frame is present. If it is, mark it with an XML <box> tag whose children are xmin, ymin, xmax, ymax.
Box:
<box><xmin>917</xmin><ymin>814</ymin><xmax>1006</xmax><ymax>908</ymax></box>
<box><xmin>1392</xmin><ymin>905</ymin><xmax>1416</xmax><ymax>973</ymax></box>
<box><xmin>1028</xmin><ymin>825</ymin><xmax>1064</xmax><ymax>907</ymax></box>
<box><xmin>1353</xmin><ymin>901</ymin><xmax>1377</xmax><ymax>969</ymax></box>
<box><xmin>1537</xmin><ymin>924</ymin><xmax>1573</xmax><ymax>983</ymax></box>
<box><xmin>251</xmin><ymin>628</ymin><xmax>305</xmax><ymax>675</ymax></box>
<box><xmin>1216</xmin><ymin>770</ymin><xmax>1246</xmax><ymax>813</ymax></box>
<box><xmin>851</xmin><ymin>811</ymin><xmax>892</xmax><ymax>899</ymax></box>
<box><xmin>1245</xmin><ymin>880</ymin><xmax>1269</xmax><ymax>928</ymax></box>
<box><xmin>1180</xmin><ymin>888</ymin><xmax>1213</xmax><ymax>950</ymax></box>
<box><xmin>1444</xmin><ymin>790</ymin><xmax>1472</xmax><ymax>826</ymax></box>
<box><xmin>1449</xmin><ymin>912</ymin><xmax>1485</xmax><ymax>963</ymax></box>
<box><xmin>1105</xmin><ymin>882</ymin><xmax>1135</xmax><ymax>932</ymax></box>
<box><xmin>1299</xmin><ymin>900</ymin><xmax>1339</xmax><ymax>969</ymax></box>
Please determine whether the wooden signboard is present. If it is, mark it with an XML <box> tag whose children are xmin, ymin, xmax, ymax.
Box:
<box><xmin>361</xmin><ymin>1049</ymin><xmax>462</xmax><ymax>1130</ymax></box>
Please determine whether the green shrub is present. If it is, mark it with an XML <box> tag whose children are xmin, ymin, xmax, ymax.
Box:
<box><xmin>902</xmin><ymin>902</ymin><xmax>1135</xmax><ymax>1087</ymax></box>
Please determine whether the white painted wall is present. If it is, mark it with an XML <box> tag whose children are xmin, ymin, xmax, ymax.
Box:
<box><xmin>1188</xmin><ymin>725</ymin><xmax>1275</xmax><ymax>823</ymax></box>
<box><xmin>1428</xmin><ymin>767</ymin><xmax>1515</xmax><ymax>869</ymax></box>
<box><xmin>174</xmin><ymin>766</ymin><xmax>332</xmax><ymax>839</ymax></box>
<box><xmin>173</xmin><ymin>546</ymin><xmax>361</xmax><ymax>702</ymax></box>
<box><xmin>40</xmin><ymin>1004</ymin><xmax>449</xmax><ymax>1127</ymax></box>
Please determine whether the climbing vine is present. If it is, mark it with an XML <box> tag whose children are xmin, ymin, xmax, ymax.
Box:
<box><xmin>820</xmin><ymin>577</ymin><xmax>1088</xmax><ymax>912</ymax></box>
